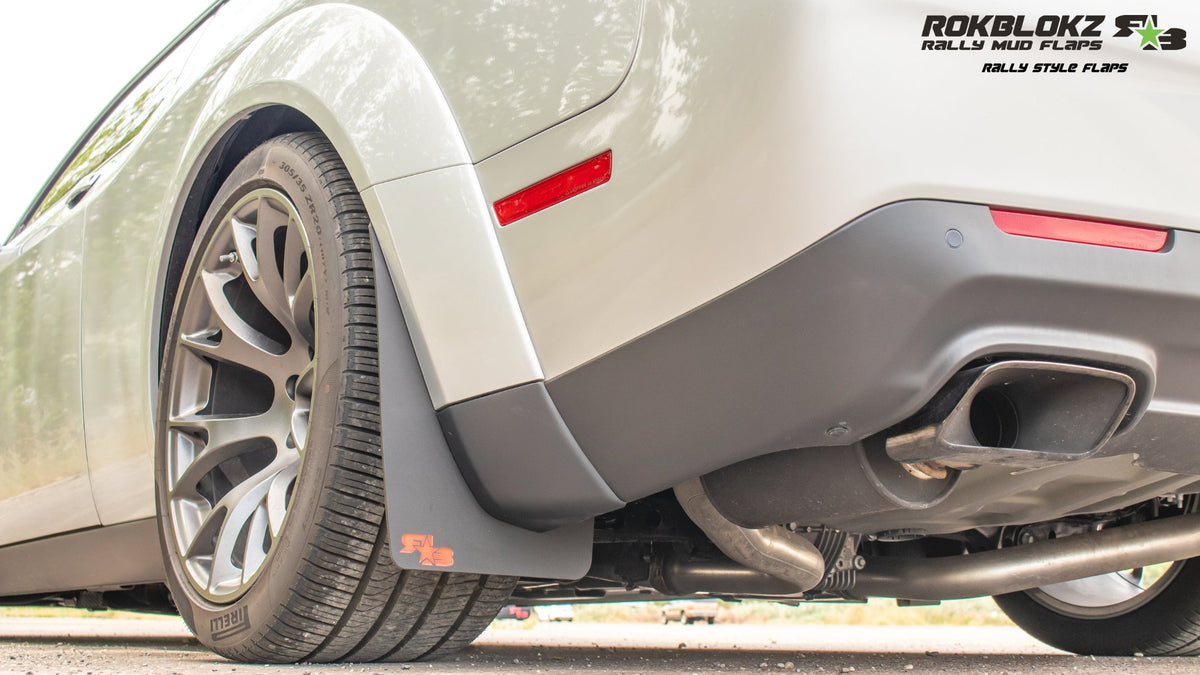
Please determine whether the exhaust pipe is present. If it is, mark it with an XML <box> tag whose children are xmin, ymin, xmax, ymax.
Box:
<box><xmin>886</xmin><ymin>360</ymin><xmax>1136</xmax><ymax>468</ymax></box>
<box><xmin>653</xmin><ymin>556</ymin><xmax>805</xmax><ymax>596</ymax></box>
<box><xmin>674</xmin><ymin>478</ymin><xmax>826</xmax><ymax>592</ymax></box>
<box><xmin>853</xmin><ymin>512</ymin><xmax>1200</xmax><ymax>601</ymax></box>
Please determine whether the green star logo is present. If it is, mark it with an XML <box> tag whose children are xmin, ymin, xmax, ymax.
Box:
<box><xmin>1136</xmin><ymin>17</ymin><xmax>1165</xmax><ymax>49</ymax></box>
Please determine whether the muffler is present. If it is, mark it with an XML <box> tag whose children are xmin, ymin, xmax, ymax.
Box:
<box><xmin>700</xmin><ymin>438</ymin><xmax>959</xmax><ymax>528</ymax></box>
<box><xmin>852</xmin><ymin>511</ymin><xmax>1200</xmax><ymax>601</ymax></box>
<box><xmin>886</xmin><ymin>360</ymin><xmax>1135</xmax><ymax>468</ymax></box>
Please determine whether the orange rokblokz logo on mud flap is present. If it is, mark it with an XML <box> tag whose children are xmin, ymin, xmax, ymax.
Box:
<box><xmin>399</xmin><ymin>533</ymin><xmax>455</xmax><ymax>567</ymax></box>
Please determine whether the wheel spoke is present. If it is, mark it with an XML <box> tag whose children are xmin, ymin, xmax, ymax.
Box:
<box><xmin>197</xmin><ymin>269</ymin><xmax>286</xmax><ymax>362</ymax></box>
<box><xmin>206</xmin><ymin>500</ymin><xmax>267</xmax><ymax>593</ymax></box>
<box><xmin>245</xmin><ymin>198</ymin><xmax>298</xmax><ymax>331</ymax></box>
<box><xmin>282</xmin><ymin>218</ymin><xmax>307</xmax><ymax>299</ymax></box>
<box><xmin>194</xmin><ymin>457</ymin><xmax>290</xmax><ymax>593</ymax></box>
<box><xmin>229</xmin><ymin>216</ymin><xmax>259</xmax><ymax>281</ymax></box>
<box><xmin>266</xmin><ymin>462</ymin><xmax>298</xmax><ymax>537</ymax></box>
<box><xmin>240</xmin><ymin>502</ymin><xmax>271</xmax><ymax>583</ymax></box>
<box><xmin>171</xmin><ymin>410</ymin><xmax>282</xmax><ymax>449</ymax></box>
<box><xmin>167</xmin><ymin>411</ymin><xmax>282</xmax><ymax>496</ymax></box>
<box><xmin>292</xmin><ymin>269</ymin><xmax>315</xmax><ymax>345</ymax></box>
<box><xmin>179</xmin><ymin>326</ymin><xmax>274</xmax><ymax>375</ymax></box>
<box><xmin>178</xmin><ymin>449</ymin><xmax>297</xmax><ymax>557</ymax></box>
<box><xmin>290</xmin><ymin>360</ymin><xmax>316</xmax><ymax>450</ymax></box>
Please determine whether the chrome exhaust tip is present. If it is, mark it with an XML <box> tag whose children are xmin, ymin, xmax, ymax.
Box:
<box><xmin>886</xmin><ymin>360</ymin><xmax>1135</xmax><ymax>468</ymax></box>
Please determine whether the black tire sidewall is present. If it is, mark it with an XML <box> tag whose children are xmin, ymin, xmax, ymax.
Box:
<box><xmin>995</xmin><ymin>557</ymin><xmax>1200</xmax><ymax>656</ymax></box>
<box><xmin>155</xmin><ymin>136</ymin><xmax>355</xmax><ymax>657</ymax></box>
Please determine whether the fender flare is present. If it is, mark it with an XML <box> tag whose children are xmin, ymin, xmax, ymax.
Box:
<box><xmin>194</xmin><ymin>4</ymin><xmax>469</xmax><ymax>187</ymax></box>
<box><xmin>177</xmin><ymin>4</ymin><xmax>544</xmax><ymax>406</ymax></box>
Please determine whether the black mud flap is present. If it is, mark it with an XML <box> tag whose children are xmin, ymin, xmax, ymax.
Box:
<box><xmin>372</xmin><ymin>235</ymin><xmax>592</xmax><ymax>579</ymax></box>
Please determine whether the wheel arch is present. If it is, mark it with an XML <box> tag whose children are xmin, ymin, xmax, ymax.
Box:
<box><xmin>155</xmin><ymin>2</ymin><xmax>478</xmax><ymax>367</ymax></box>
<box><xmin>156</xmin><ymin>105</ymin><xmax>321</xmax><ymax>367</ymax></box>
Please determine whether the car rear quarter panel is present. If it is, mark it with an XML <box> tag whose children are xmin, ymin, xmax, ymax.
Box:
<box><xmin>357</xmin><ymin>0</ymin><xmax>644</xmax><ymax>161</ymax></box>
<box><xmin>476</xmin><ymin>0</ymin><xmax>1200</xmax><ymax>381</ymax></box>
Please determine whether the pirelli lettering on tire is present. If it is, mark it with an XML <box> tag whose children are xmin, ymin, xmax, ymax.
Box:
<box><xmin>211</xmin><ymin>607</ymin><xmax>250</xmax><ymax>641</ymax></box>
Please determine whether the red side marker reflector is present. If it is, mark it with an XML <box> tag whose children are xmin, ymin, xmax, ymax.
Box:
<box><xmin>494</xmin><ymin>150</ymin><xmax>612</xmax><ymax>226</ymax></box>
<box><xmin>991</xmin><ymin>209</ymin><xmax>1168</xmax><ymax>252</ymax></box>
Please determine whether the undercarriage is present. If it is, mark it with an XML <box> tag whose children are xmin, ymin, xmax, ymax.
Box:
<box><xmin>513</xmin><ymin>490</ymin><xmax>1200</xmax><ymax>608</ymax></box>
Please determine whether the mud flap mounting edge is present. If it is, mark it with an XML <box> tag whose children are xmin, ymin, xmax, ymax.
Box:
<box><xmin>373</xmin><ymin>233</ymin><xmax>593</xmax><ymax>579</ymax></box>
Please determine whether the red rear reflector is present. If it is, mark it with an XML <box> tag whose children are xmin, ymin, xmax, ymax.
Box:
<box><xmin>494</xmin><ymin>150</ymin><xmax>612</xmax><ymax>226</ymax></box>
<box><xmin>991</xmin><ymin>209</ymin><xmax>1167</xmax><ymax>252</ymax></box>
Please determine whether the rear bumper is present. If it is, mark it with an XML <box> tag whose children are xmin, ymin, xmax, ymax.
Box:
<box><xmin>545</xmin><ymin>199</ymin><xmax>1200</xmax><ymax>502</ymax></box>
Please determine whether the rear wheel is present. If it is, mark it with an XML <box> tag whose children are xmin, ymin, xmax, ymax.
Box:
<box><xmin>155</xmin><ymin>132</ymin><xmax>515</xmax><ymax>663</ymax></box>
<box><xmin>995</xmin><ymin>558</ymin><xmax>1200</xmax><ymax>655</ymax></box>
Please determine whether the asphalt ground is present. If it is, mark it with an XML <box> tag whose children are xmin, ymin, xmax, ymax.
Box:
<box><xmin>0</xmin><ymin>617</ymin><xmax>1189</xmax><ymax>674</ymax></box>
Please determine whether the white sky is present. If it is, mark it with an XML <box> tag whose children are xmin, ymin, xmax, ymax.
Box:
<box><xmin>0</xmin><ymin>1</ymin><xmax>214</xmax><ymax>239</ymax></box>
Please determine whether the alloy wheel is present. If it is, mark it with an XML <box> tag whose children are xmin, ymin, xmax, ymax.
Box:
<box><xmin>1028</xmin><ymin>562</ymin><xmax>1180</xmax><ymax>619</ymax></box>
<box><xmin>164</xmin><ymin>188</ymin><xmax>317</xmax><ymax>602</ymax></box>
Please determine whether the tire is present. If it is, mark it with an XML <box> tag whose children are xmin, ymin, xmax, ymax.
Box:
<box><xmin>155</xmin><ymin>132</ymin><xmax>516</xmax><ymax>663</ymax></box>
<box><xmin>661</xmin><ymin>612</ymin><xmax>669</xmax><ymax>624</ymax></box>
<box><xmin>995</xmin><ymin>558</ymin><xmax>1200</xmax><ymax>655</ymax></box>
<box><xmin>706</xmin><ymin>617</ymin><xmax>715</xmax><ymax>625</ymax></box>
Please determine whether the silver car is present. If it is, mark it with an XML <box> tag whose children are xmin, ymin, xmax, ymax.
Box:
<box><xmin>4</xmin><ymin>0</ymin><xmax>1200</xmax><ymax>663</ymax></box>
